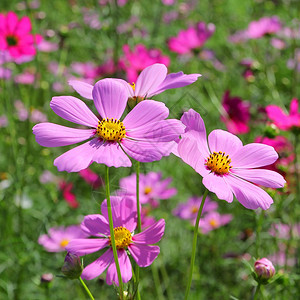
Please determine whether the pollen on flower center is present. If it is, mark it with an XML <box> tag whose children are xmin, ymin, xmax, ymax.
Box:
<box><xmin>209</xmin><ymin>219</ymin><xmax>219</xmax><ymax>228</ymax></box>
<box><xmin>109</xmin><ymin>226</ymin><xmax>132</xmax><ymax>249</ymax></box>
<box><xmin>205</xmin><ymin>151</ymin><xmax>232</xmax><ymax>175</ymax></box>
<box><xmin>144</xmin><ymin>186</ymin><xmax>152</xmax><ymax>195</ymax></box>
<box><xmin>129</xmin><ymin>82</ymin><xmax>135</xmax><ymax>91</ymax></box>
<box><xmin>6</xmin><ymin>35</ymin><xmax>18</xmax><ymax>46</ymax></box>
<box><xmin>97</xmin><ymin>118</ymin><xmax>126</xmax><ymax>142</ymax></box>
<box><xmin>190</xmin><ymin>206</ymin><xmax>198</xmax><ymax>214</ymax></box>
<box><xmin>60</xmin><ymin>239</ymin><xmax>70</xmax><ymax>248</ymax></box>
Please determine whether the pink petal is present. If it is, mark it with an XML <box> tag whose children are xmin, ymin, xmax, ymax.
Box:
<box><xmin>132</xmin><ymin>219</ymin><xmax>165</xmax><ymax>244</ymax></box>
<box><xmin>225</xmin><ymin>175</ymin><xmax>273</xmax><ymax>210</ymax></box>
<box><xmin>14</xmin><ymin>16</ymin><xmax>31</xmax><ymax>35</ymax></box>
<box><xmin>290</xmin><ymin>98</ymin><xmax>299</xmax><ymax>116</ymax></box>
<box><xmin>150</xmin><ymin>71</ymin><xmax>201</xmax><ymax>97</ymax></box>
<box><xmin>265</xmin><ymin>105</ymin><xmax>288</xmax><ymax>124</ymax></box>
<box><xmin>6</xmin><ymin>12</ymin><xmax>18</xmax><ymax>34</ymax></box>
<box><xmin>33</xmin><ymin>123</ymin><xmax>95</xmax><ymax>147</ymax></box>
<box><xmin>101</xmin><ymin>196</ymin><xmax>123</xmax><ymax>228</ymax></box>
<box><xmin>50</xmin><ymin>96</ymin><xmax>99</xmax><ymax>127</ymax></box>
<box><xmin>54</xmin><ymin>138</ymin><xmax>102</xmax><ymax>172</ymax></box>
<box><xmin>66</xmin><ymin>238</ymin><xmax>109</xmax><ymax>256</ymax></box>
<box><xmin>81</xmin><ymin>214</ymin><xmax>110</xmax><ymax>236</ymax></box>
<box><xmin>134</xmin><ymin>63</ymin><xmax>167</xmax><ymax>97</ymax></box>
<box><xmin>81</xmin><ymin>249</ymin><xmax>113</xmax><ymax>280</ymax></box>
<box><xmin>231</xmin><ymin>168</ymin><xmax>286</xmax><ymax>188</ymax></box>
<box><xmin>231</xmin><ymin>143</ymin><xmax>278</xmax><ymax>168</ymax></box>
<box><xmin>123</xmin><ymin>100</ymin><xmax>169</xmax><ymax>129</ymax></box>
<box><xmin>119</xmin><ymin>196</ymin><xmax>137</xmax><ymax>232</ymax></box>
<box><xmin>202</xmin><ymin>173</ymin><xmax>233</xmax><ymax>203</ymax></box>
<box><xmin>106</xmin><ymin>249</ymin><xmax>132</xmax><ymax>285</ymax></box>
<box><xmin>68</xmin><ymin>80</ymin><xmax>93</xmax><ymax>100</ymax></box>
<box><xmin>92</xmin><ymin>79</ymin><xmax>127</xmax><ymax>119</ymax></box>
<box><xmin>208</xmin><ymin>129</ymin><xmax>243</xmax><ymax>157</ymax></box>
<box><xmin>129</xmin><ymin>244</ymin><xmax>160</xmax><ymax>267</ymax></box>
<box><xmin>92</xmin><ymin>142</ymin><xmax>132</xmax><ymax>168</ymax></box>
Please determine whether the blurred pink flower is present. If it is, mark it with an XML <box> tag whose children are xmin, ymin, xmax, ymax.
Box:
<box><xmin>162</xmin><ymin>0</ymin><xmax>175</xmax><ymax>5</ymax></box>
<box><xmin>37</xmin><ymin>39</ymin><xmax>58</xmax><ymax>52</ymax></box>
<box><xmin>39</xmin><ymin>170</ymin><xmax>58</xmax><ymax>184</ymax></box>
<box><xmin>0</xmin><ymin>67</ymin><xmax>12</xmax><ymax>79</ymax></box>
<box><xmin>141</xmin><ymin>208</ymin><xmax>156</xmax><ymax>229</ymax></box>
<box><xmin>0</xmin><ymin>11</ymin><xmax>42</xmax><ymax>58</ymax></box>
<box><xmin>168</xmin><ymin>22</ymin><xmax>215</xmax><ymax>55</ymax></box>
<box><xmin>178</xmin><ymin>109</ymin><xmax>285</xmax><ymax>210</ymax></box>
<box><xmin>96</xmin><ymin>59</ymin><xmax>117</xmax><ymax>77</ymax></box>
<box><xmin>14</xmin><ymin>100</ymin><xmax>28</xmax><ymax>121</ymax></box>
<box><xmin>119</xmin><ymin>172</ymin><xmax>177</xmax><ymax>206</ymax></box>
<box><xmin>0</xmin><ymin>115</ymin><xmax>8</xmax><ymax>128</ymax></box>
<box><xmin>67</xmin><ymin>196</ymin><xmax>165</xmax><ymax>285</ymax></box>
<box><xmin>221</xmin><ymin>90</ymin><xmax>250</xmax><ymax>134</ymax></box>
<box><xmin>38</xmin><ymin>225</ymin><xmax>87</xmax><ymax>252</ymax></box>
<box><xmin>71</xmin><ymin>62</ymin><xmax>98</xmax><ymax>80</ymax></box>
<box><xmin>59</xmin><ymin>181</ymin><xmax>79</xmax><ymax>208</ymax></box>
<box><xmin>199</xmin><ymin>211</ymin><xmax>232</xmax><ymax>234</ymax></box>
<box><xmin>30</xmin><ymin>109</ymin><xmax>48</xmax><ymax>123</ymax></box>
<box><xmin>247</xmin><ymin>16</ymin><xmax>281</xmax><ymax>39</ymax></box>
<box><xmin>119</xmin><ymin>44</ymin><xmax>170</xmax><ymax>82</ymax></box>
<box><xmin>254</xmin><ymin>258</ymin><xmax>275</xmax><ymax>279</ymax></box>
<box><xmin>79</xmin><ymin>168</ymin><xmax>103</xmax><ymax>189</ymax></box>
<box><xmin>271</xmin><ymin>38</ymin><xmax>286</xmax><ymax>50</ymax></box>
<box><xmin>265</xmin><ymin>98</ymin><xmax>300</xmax><ymax>130</ymax></box>
<box><xmin>14</xmin><ymin>70</ymin><xmax>35</xmax><ymax>85</ymax></box>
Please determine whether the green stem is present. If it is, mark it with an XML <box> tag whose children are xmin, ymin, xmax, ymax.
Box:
<box><xmin>184</xmin><ymin>189</ymin><xmax>209</xmax><ymax>300</ymax></box>
<box><xmin>135</xmin><ymin>161</ymin><xmax>141</xmax><ymax>300</ymax></box>
<box><xmin>253</xmin><ymin>283</ymin><xmax>261</xmax><ymax>300</ymax></box>
<box><xmin>105</xmin><ymin>166</ymin><xmax>124</xmax><ymax>299</ymax></box>
<box><xmin>78</xmin><ymin>277</ymin><xmax>95</xmax><ymax>300</ymax></box>
<box><xmin>255</xmin><ymin>209</ymin><xmax>264</xmax><ymax>258</ymax></box>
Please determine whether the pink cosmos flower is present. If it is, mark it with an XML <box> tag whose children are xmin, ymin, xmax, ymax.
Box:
<box><xmin>38</xmin><ymin>225</ymin><xmax>87</xmax><ymax>252</ymax></box>
<box><xmin>79</xmin><ymin>168</ymin><xmax>103</xmax><ymax>189</ymax></box>
<box><xmin>119</xmin><ymin>44</ymin><xmax>170</xmax><ymax>82</ymax></box>
<box><xmin>66</xmin><ymin>196</ymin><xmax>165</xmax><ymax>285</ymax></box>
<box><xmin>247</xmin><ymin>16</ymin><xmax>282</xmax><ymax>39</ymax></box>
<box><xmin>221</xmin><ymin>91</ymin><xmax>250</xmax><ymax>134</ymax></box>
<box><xmin>168</xmin><ymin>22</ymin><xmax>215</xmax><ymax>55</ymax></box>
<box><xmin>199</xmin><ymin>211</ymin><xmax>232</xmax><ymax>234</ymax></box>
<box><xmin>265</xmin><ymin>98</ymin><xmax>300</xmax><ymax>130</ymax></box>
<box><xmin>119</xmin><ymin>171</ymin><xmax>177</xmax><ymax>206</ymax></box>
<box><xmin>178</xmin><ymin>109</ymin><xmax>286</xmax><ymax>210</ymax></box>
<box><xmin>0</xmin><ymin>11</ymin><xmax>42</xmax><ymax>58</ymax></box>
<box><xmin>69</xmin><ymin>63</ymin><xmax>201</xmax><ymax>103</ymax></box>
<box><xmin>59</xmin><ymin>181</ymin><xmax>79</xmax><ymax>208</ymax></box>
<box><xmin>254</xmin><ymin>258</ymin><xmax>275</xmax><ymax>279</ymax></box>
<box><xmin>33</xmin><ymin>79</ymin><xmax>184</xmax><ymax>172</ymax></box>
<box><xmin>0</xmin><ymin>115</ymin><xmax>8</xmax><ymax>127</ymax></box>
<box><xmin>173</xmin><ymin>196</ymin><xmax>217</xmax><ymax>223</ymax></box>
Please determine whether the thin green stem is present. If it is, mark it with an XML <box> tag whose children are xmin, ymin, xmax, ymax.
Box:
<box><xmin>184</xmin><ymin>189</ymin><xmax>209</xmax><ymax>300</ymax></box>
<box><xmin>105</xmin><ymin>166</ymin><xmax>124</xmax><ymax>299</ymax></box>
<box><xmin>78</xmin><ymin>277</ymin><xmax>95</xmax><ymax>300</ymax></box>
<box><xmin>255</xmin><ymin>209</ymin><xmax>264</xmax><ymax>258</ymax></box>
<box><xmin>253</xmin><ymin>283</ymin><xmax>261</xmax><ymax>300</ymax></box>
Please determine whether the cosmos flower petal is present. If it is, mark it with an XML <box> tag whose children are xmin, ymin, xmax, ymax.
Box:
<box><xmin>54</xmin><ymin>138</ymin><xmax>102</xmax><ymax>173</ymax></box>
<box><xmin>150</xmin><ymin>71</ymin><xmax>201</xmax><ymax>97</ymax></box>
<box><xmin>81</xmin><ymin>249</ymin><xmax>114</xmax><ymax>280</ymax></box>
<box><xmin>123</xmin><ymin>100</ymin><xmax>169</xmax><ymax>129</ymax></box>
<box><xmin>202</xmin><ymin>173</ymin><xmax>234</xmax><ymax>203</ymax></box>
<box><xmin>119</xmin><ymin>196</ymin><xmax>137</xmax><ymax>232</ymax></box>
<box><xmin>106</xmin><ymin>249</ymin><xmax>132</xmax><ymax>285</ymax></box>
<box><xmin>81</xmin><ymin>214</ymin><xmax>110</xmax><ymax>236</ymax></box>
<box><xmin>33</xmin><ymin>123</ymin><xmax>95</xmax><ymax>147</ymax></box>
<box><xmin>50</xmin><ymin>96</ymin><xmax>99</xmax><ymax>127</ymax></box>
<box><xmin>129</xmin><ymin>244</ymin><xmax>160</xmax><ymax>267</ymax></box>
<box><xmin>6</xmin><ymin>12</ymin><xmax>18</xmax><ymax>33</ymax></box>
<box><xmin>66</xmin><ymin>238</ymin><xmax>109</xmax><ymax>256</ymax></box>
<box><xmin>92</xmin><ymin>79</ymin><xmax>127</xmax><ymax>119</ymax></box>
<box><xmin>15</xmin><ymin>16</ymin><xmax>32</xmax><ymax>35</ymax></box>
<box><xmin>232</xmin><ymin>168</ymin><xmax>286</xmax><ymax>188</ymax></box>
<box><xmin>132</xmin><ymin>219</ymin><xmax>165</xmax><ymax>244</ymax></box>
<box><xmin>225</xmin><ymin>175</ymin><xmax>273</xmax><ymax>210</ymax></box>
<box><xmin>101</xmin><ymin>196</ymin><xmax>123</xmax><ymax>228</ymax></box>
<box><xmin>231</xmin><ymin>143</ymin><xmax>278</xmax><ymax>168</ymax></box>
<box><xmin>68</xmin><ymin>80</ymin><xmax>93</xmax><ymax>100</ymax></box>
<box><xmin>208</xmin><ymin>129</ymin><xmax>243</xmax><ymax>157</ymax></box>
<box><xmin>134</xmin><ymin>63</ymin><xmax>167</xmax><ymax>97</ymax></box>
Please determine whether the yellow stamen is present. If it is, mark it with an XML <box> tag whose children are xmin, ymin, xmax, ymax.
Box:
<box><xmin>97</xmin><ymin>118</ymin><xmax>126</xmax><ymax>142</ymax></box>
<box><xmin>205</xmin><ymin>151</ymin><xmax>232</xmax><ymax>175</ymax></box>
<box><xmin>60</xmin><ymin>239</ymin><xmax>70</xmax><ymax>248</ymax></box>
<box><xmin>190</xmin><ymin>206</ymin><xmax>198</xmax><ymax>214</ymax></box>
<box><xmin>209</xmin><ymin>219</ymin><xmax>219</xmax><ymax>228</ymax></box>
<box><xmin>129</xmin><ymin>82</ymin><xmax>135</xmax><ymax>91</ymax></box>
<box><xmin>144</xmin><ymin>186</ymin><xmax>152</xmax><ymax>195</ymax></box>
<box><xmin>109</xmin><ymin>226</ymin><xmax>132</xmax><ymax>249</ymax></box>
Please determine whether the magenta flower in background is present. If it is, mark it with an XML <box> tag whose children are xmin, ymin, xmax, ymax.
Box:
<box><xmin>254</xmin><ymin>258</ymin><xmax>275</xmax><ymax>279</ymax></box>
<box><xmin>38</xmin><ymin>225</ymin><xmax>87</xmax><ymax>252</ymax></box>
<box><xmin>119</xmin><ymin>171</ymin><xmax>177</xmax><ymax>206</ymax></box>
<box><xmin>0</xmin><ymin>11</ymin><xmax>42</xmax><ymax>58</ymax></box>
<box><xmin>66</xmin><ymin>196</ymin><xmax>165</xmax><ymax>285</ymax></box>
<box><xmin>221</xmin><ymin>90</ymin><xmax>250</xmax><ymax>134</ymax></box>
<box><xmin>173</xmin><ymin>195</ymin><xmax>217</xmax><ymax>223</ymax></box>
<box><xmin>265</xmin><ymin>98</ymin><xmax>300</xmax><ymax>130</ymax></box>
<box><xmin>0</xmin><ymin>115</ymin><xmax>8</xmax><ymax>128</ymax></box>
<box><xmin>247</xmin><ymin>16</ymin><xmax>282</xmax><ymax>39</ymax></box>
<box><xmin>199</xmin><ymin>211</ymin><xmax>232</xmax><ymax>234</ymax></box>
<box><xmin>79</xmin><ymin>168</ymin><xmax>103</xmax><ymax>189</ymax></box>
<box><xmin>33</xmin><ymin>79</ymin><xmax>184</xmax><ymax>172</ymax></box>
<box><xmin>119</xmin><ymin>44</ymin><xmax>170</xmax><ymax>82</ymax></box>
<box><xmin>168</xmin><ymin>22</ymin><xmax>215</xmax><ymax>55</ymax></box>
<box><xmin>178</xmin><ymin>109</ymin><xmax>286</xmax><ymax>210</ymax></box>
<box><xmin>59</xmin><ymin>181</ymin><xmax>79</xmax><ymax>208</ymax></box>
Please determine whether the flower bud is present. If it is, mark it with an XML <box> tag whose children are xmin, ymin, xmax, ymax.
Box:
<box><xmin>61</xmin><ymin>253</ymin><xmax>83</xmax><ymax>279</ymax></box>
<box><xmin>41</xmin><ymin>273</ymin><xmax>54</xmax><ymax>284</ymax></box>
<box><xmin>254</xmin><ymin>258</ymin><xmax>275</xmax><ymax>280</ymax></box>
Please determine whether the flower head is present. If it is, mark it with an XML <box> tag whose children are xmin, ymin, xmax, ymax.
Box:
<box><xmin>247</xmin><ymin>16</ymin><xmax>281</xmax><ymax>39</ymax></box>
<box><xmin>38</xmin><ymin>225</ymin><xmax>87</xmax><ymax>252</ymax></box>
<box><xmin>66</xmin><ymin>196</ymin><xmax>165</xmax><ymax>285</ymax></box>
<box><xmin>254</xmin><ymin>258</ymin><xmax>275</xmax><ymax>280</ymax></box>
<box><xmin>61</xmin><ymin>253</ymin><xmax>83</xmax><ymax>279</ymax></box>
<box><xmin>198</xmin><ymin>211</ymin><xmax>232</xmax><ymax>234</ymax></box>
<box><xmin>178</xmin><ymin>109</ymin><xmax>286</xmax><ymax>210</ymax></box>
<box><xmin>0</xmin><ymin>11</ymin><xmax>42</xmax><ymax>58</ymax></box>
<box><xmin>33</xmin><ymin>79</ymin><xmax>184</xmax><ymax>172</ymax></box>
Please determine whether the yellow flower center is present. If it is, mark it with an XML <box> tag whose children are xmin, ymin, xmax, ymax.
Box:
<box><xmin>129</xmin><ymin>82</ymin><xmax>135</xmax><ymax>91</ymax></box>
<box><xmin>109</xmin><ymin>226</ymin><xmax>132</xmax><ymax>249</ymax></box>
<box><xmin>60</xmin><ymin>239</ymin><xmax>70</xmax><ymax>248</ymax></box>
<box><xmin>209</xmin><ymin>219</ymin><xmax>219</xmax><ymax>228</ymax></box>
<box><xmin>144</xmin><ymin>186</ymin><xmax>152</xmax><ymax>195</ymax></box>
<box><xmin>97</xmin><ymin>118</ymin><xmax>126</xmax><ymax>142</ymax></box>
<box><xmin>205</xmin><ymin>151</ymin><xmax>232</xmax><ymax>175</ymax></box>
<box><xmin>190</xmin><ymin>206</ymin><xmax>198</xmax><ymax>214</ymax></box>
